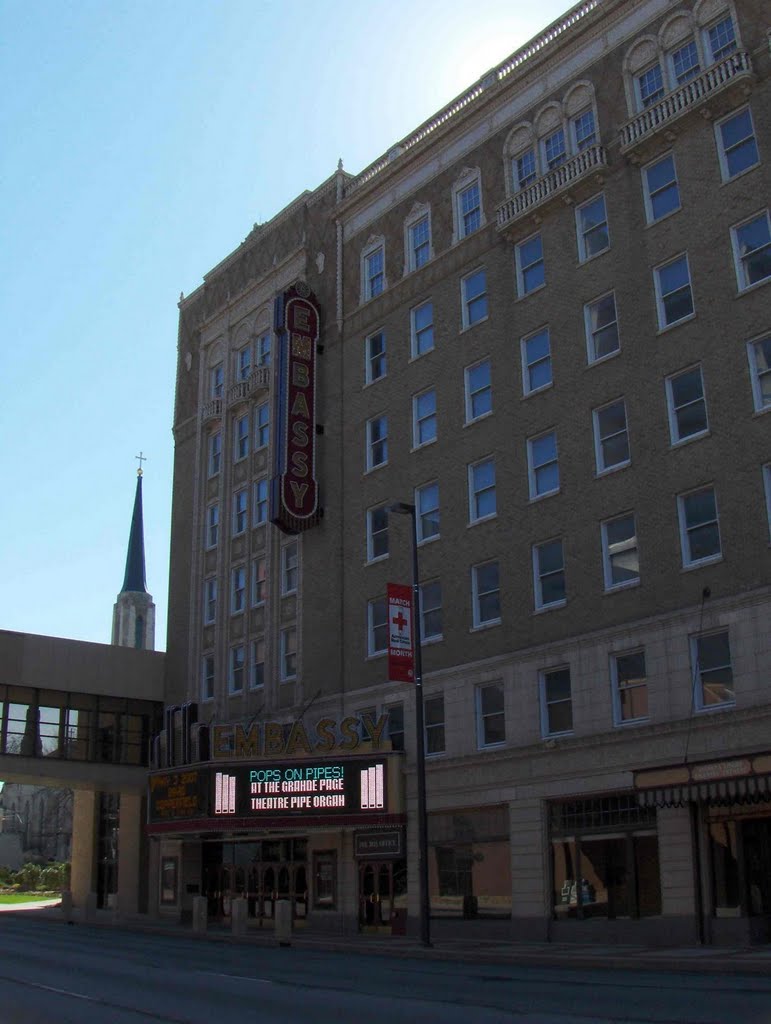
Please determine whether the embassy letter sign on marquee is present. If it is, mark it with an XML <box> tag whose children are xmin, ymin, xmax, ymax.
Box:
<box><xmin>387</xmin><ymin>582</ymin><xmax>414</xmax><ymax>683</ymax></box>
<box><xmin>271</xmin><ymin>282</ymin><xmax>321</xmax><ymax>534</ymax></box>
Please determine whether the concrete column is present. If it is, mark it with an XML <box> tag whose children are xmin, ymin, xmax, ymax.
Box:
<box><xmin>117</xmin><ymin>791</ymin><xmax>143</xmax><ymax>917</ymax></box>
<box><xmin>510</xmin><ymin>798</ymin><xmax>549</xmax><ymax>940</ymax></box>
<box><xmin>70</xmin><ymin>789</ymin><xmax>98</xmax><ymax>911</ymax></box>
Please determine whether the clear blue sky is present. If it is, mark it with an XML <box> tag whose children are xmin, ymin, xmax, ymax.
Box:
<box><xmin>0</xmin><ymin>0</ymin><xmax>573</xmax><ymax>651</ymax></box>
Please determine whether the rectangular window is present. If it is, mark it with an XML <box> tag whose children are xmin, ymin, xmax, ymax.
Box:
<box><xmin>411</xmin><ymin>301</ymin><xmax>434</xmax><ymax>357</ymax></box>
<box><xmin>584</xmin><ymin>292</ymin><xmax>619</xmax><ymax>363</ymax></box>
<box><xmin>250</xmin><ymin>638</ymin><xmax>265</xmax><ymax>689</ymax></box>
<box><xmin>410</xmin><ymin>215</ymin><xmax>430</xmax><ymax>269</ymax></box>
<box><xmin>234</xmin><ymin>413</ymin><xmax>249</xmax><ymax>461</ymax></box>
<box><xmin>637</xmin><ymin>63</ymin><xmax>664</xmax><ymax>109</ymax></box>
<box><xmin>464</xmin><ymin>359</ymin><xmax>492</xmax><ymax>421</ymax></box>
<box><xmin>462</xmin><ymin>268</ymin><xmax>487</xmax><ymax>327</ymax></box>
<box><xmin>367</xmin><ymin>598</ymin><xmax>387</xmax><ymax>656</ymax></box>
<box><xmin>251</xmin><ymin>557</ymin><xmax>266</xmax><ymax>607</ymax></box>
<box><xmin>203</xmin><ymin>578</ymin><xmax>217</xmax><ymax>625</ymax></box>
<box><xmin>527</xmin><ymin>430</ymin><xmax>559</xmax><ymax>498</ymax></box>
<box><xmin>576</xmin><ymin>194</ymin><xmax>609</xmax><ymax>261</ymax></box>
<box><xmin>543</xmin><ymin>128</ymin><xmax>566</xmax><ymax>169</ymax></box>
<box><xmin>643</xmin><ymin>153</ymin><xmax>680</xmax><ymax>223</ymax></box>
<box><xmin>366</xmin><ymin>415</ymin><xmax>388</xmax><ymax>470</ymax></box>
<box><xmin>386</xmin><ymin>703</ymin><xmax>404</xmax><ymax>752</ymax></box>
<box><xmin>458</xmin><ymin>182</ymin><xmax>481</xmax><ymax>237</ymax></box>
<box><xmin>468</xmin><ymin>457</ymin><xmax>496</xmax><ymax>522</ymax></box>
<box><xmin>280</xmin><ymin>627</ymin><xmax>297</xmax><ymax>681</ymax></box>
<box><xmin>366</xmin><ymin>505</ymin><xmax>389</xmax><ymax>561</ymax></box>
<box><xmin>612</xmin><ymin>650</ymin><xmax>648</xmax><ymax>724</ymax></box>
<box><xmin>205</xmin><ymin>503</ymin><xmax>219</xmax><ymax>549</ymax></box>
<box><xmin>476</xmin><ymin>683</ymin><xmax>505</xmax><ymax>747</ymax></box>
<box><xmin>593</xmin><ymin>399</ymin><xmax>630</xmax><ymax>473</ymax></box>
<box><xmin>540</xmin><ymin>667</ymin><xmax>573</xmax><ymax>736</ymax></box>
<box><xmin>533</xmin><ymin>539</ymin><xmax>566</xmax><ymax>610</ymax></box>
<box><xmin>208</xmin><ymin>432</ymin><xmax>222</xmax><ymax>477</ymax></box>
<box><xmin>472</xmin><ymin>561</ymin><xmax>500</xmax><ymax>627</ymax></box>
<box><xmin>424</xmin><ymin>694</ymin><xmax>445</xmax><ymax>754</ymax></box>
<box><xmin>601</xmin><ymin>513</ymin><xmax>639</xmax><ymax>590</ymax></box>
<box><xmin>666</xmin><ymin>365</ymin><xmax>708</xmax><ymax>443</ymax></box>
<box><xmin>202</xmin><ymin>655</ymin><xmax>215</xmax><ymax>702</ymax></box>
<box><xmin>678</xmin><ymin>486</ymin><xmax>721</xmax><ymax>566</ymax></box>
<box><xmin>671</xmin><ymin>39</ymin><xmax>700</xmax><ymax>84</ymax></box>
<box><xmin>365</xmin><ymin>246</ymin><xmax>384</xmax><ymax>299</ymax></box>
<box><xmin>516</xmin><ymin>234</ymin><xmax>544</xmax><ymax>296</ymax></box>
<box><xmin>232</xmin><ymin>489</ymin><xmax>248</xmax><ymax>535</ymax></box>
<box><xmin>253</xmin><ymin>478</ymin><xmax>268</xmax><ymax>526</ymax></box>
<box><xmin>210</xmin><ymin>363</ymin><xmax>224</xmax><ymax>399</ymax></box>
<box><xmin>416</xmin><ymin>481</ymin><xmax>440</xmax><ymax>543</ymax></box>
<box><xmin>419</xmin><ymin>580</ymin><xmax>442</xmax><ymax>642</ymax></box>
<box><xmin>521</xmin><ymin>326</ymin><xmax>552</xmax><ymax>394</ymax></box>
<box><xmin>691</xmin><ymin>631</ymin><xmax>734</xmax><ymax>709</ymax></box>
<box><xmin>747</xmin><ymin>335</ymin><xmax>771</xmax><ymax>413</ymax></box>
<box><xmin>716</xmin><ymin>108</ymin><xmax>759</xmax><ymax>181</ymax></box>
<box><xmin>413</xmin><ymin>388</ymin><xmax>437</xmax><ymax>447</ymax></box>
<box><xmin>255</xmin><ymin>402</ymin><xmax>270</xmax><ymax>449</ymax></box>
<box><xmin>256</xmin><ymin>332</ymin><xmax>271</xmax><ymax>367</ymax></box>
<box><xmin>365</xmin><ymin>330</ymin><xmax>386</xmax><ymax>383</ymax></box>
<box><xmin>707</xmin><ymin>15</ymin><xmax>736</xmax><ymax>62</ymax></box>
<box><xmin>731</xmin><ymin>211</ymin><xmax>771</xmax><ymax>291</ymax></box>
<box><xmin>231</xmin><ymin>566</ymin><xmax>246</xmax><ymax>614</ymax></box>
<box><xmin>655</xmin><ymin>253</ymin><xmax>694</xmax><ymax>327</ymax></box>
<box><xmin>515</xmin><ymin>148</ymin><xmax>537</xmax><ymax>190</ymax></box>
<box><xmin>237</xmin><ymin>345</ymin><xmax>251</xmax><ymax>381</ymax></box>
<box><xmin>282</xmin><ymin>541</ymin><xmax>298</xmax><ymax>595</ymax></box>
<box><xmin>573</xmin><ymin>110</ymin><xmax>596</xmax><ymax>150</ymax></box>
<box><xmin>229</xmin><ymin>645</ymin><xmax>245</xmax><ymax>694</ymax></box>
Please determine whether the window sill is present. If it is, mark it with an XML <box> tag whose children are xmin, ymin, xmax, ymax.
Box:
<box><xmin>470</xmin><ymin>619</ymin><xmax>501</xmax><ymax>633</ymax></box>
<box><xmin>460</xmin><ymin>314</ymin><xmax>489</xmax><ymax>335</ymax></box>
<box><xmin>409</xmin><ymin>348</ymin><xmax>435</xmax><ymax>363</ymax></box>
<box><xmin>366</xmin><ymin>650</ymin><xmax>387</xmax><ymax>661</ymax></box>
<box><xmin>720</xmin><ymin>162</ymin><xmax>759</xmax><ymax>187</ymax></box>
<box><xmin>670</xmin><ymin>428</ymin><xmax>710</xmax><ymax>448</ymax></box>
<box><xmin>522</xmin><ymin>382</ymin><xmax>553</xmax><ymax>400</ymax></box>
<box><xmin>736</xmin><ymin>276</ymin><xmax>771</xmax><ymax>298</ymax></box>
<box><xmin>410</xmin><ymin>438</ymin><xmax>437</xmax><ymax>454</ymax></box>
<box><xmin>751</xmin><ymin>404</ymin><xmax>771</xmax><ymax>417</ymax></box>
<box><xmin>478</xmin><ymin>741</ymin><xmax>507</xmax><ymax>752</ymax></box>
<box><xmin>421</xmin><ymin>635</ymin><xmax>443</xmax><ymax>647</ymax></box>
<box><xmin>542</xmin><ymin>730</ymin><xmax>573</xmax><ymax>741</ymax></box>
<box><xmin>613</xmin><ymin>715</ymin><xmax>650</xmax><ymax>727</ymax></box>
<box><xmin>363</xmin><ymin>462</ymin><xmax>388</xmax><ymax>477</ymax></box>
<box><xmin>363</xmin><ymin>376</ymin><xmax>387</xmax><ymax>390</ymax></box>
<box><xmin>695</xmin><ymin>700</ymin><xmax>737</xmax><ymax>715</ymax></box>
<box><xmin>529</xmin><ymin>488</ymin><xmax>560</xmax><ymax>503</ymax></box>
<box><xmin>417</xmin><ymin>533</ymin><xmax>440</xmax><ymax>548</ymax></box>
<box><xmin>586</xmin><ymin>349</ymin><xmax>621</xmax><ymax>369</ymax></box>
<box><xmin>279</xmin><ymin>677</ymin><xmax>297</xmax><ymax>685</ymax></box>
<box><xmin>227</xmin><ymin>690</ymin><xmax>245</xmax><ymax>698</ymax></box>
<box><xmin>365</xmin><ymin>554</ymin><xmax>389</xmax><ymax>567</ymax></box>
<box><xmin>577</xmin><ymin>244</ymin><xmax>611</xmax><ymax>266</ymax></box>
<box><xmin>252</xmin><ymin>521</ymin><xmax>267</xmax><ymax>530</ymax></box>
<box><xmin>467</xmin><ymin>513</ymin><xmax>497</xmax><ymax>528</ymax></box>
<box><xmin>250</xmin><ymin>601</ymin><xmax>265</xmax><ymax>610</ymax></box>
<box><xmin>681</xmin><ymin>554</ymin><xmax>723</xmax><ymax>572</ymax></box>
<box><xmin>656</xmin><ymin>311</ymin><xmax>696</xmax><ymax>335</ymax></box>
<box><xmin>644</xmin><ymin>205</ymin><xmax>682</xmax><ymax>228</ymax></box>
<box><xmin>464</xmin><ymin>410</ymin><xmax>493</xmax><ymax>428</ymax></box>
<box><xmin>604</xmin><ymin>579</ymin><xmax>640</xmax><ymax>594</ymax></box>
<box><xmin>534</xmin><ymin>600</ymin><xmax>567</xmax><ymax>614</ymax></box>
<box><xmin>595</xmin><ymin>460</ymin><xmax>631</xmax><ymax>478</ymax></box>
<box><xmin>516</xmin><ymin>282</ymin><xmax>546</xmax><ymax>303</ymax></box>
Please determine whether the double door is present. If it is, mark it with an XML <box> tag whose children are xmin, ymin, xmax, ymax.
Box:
<box><xmin>358</xmin><ymin>860</ymin><xmax>407</xmax><ymax>932</ymax></box>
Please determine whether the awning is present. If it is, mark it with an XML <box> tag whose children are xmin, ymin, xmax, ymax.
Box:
<box><xmin>635</xmin><ymin>753</ymin><xmax>771</xmax><ymax>808</ymax></box>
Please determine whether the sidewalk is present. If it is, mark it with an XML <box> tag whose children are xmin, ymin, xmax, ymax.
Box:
<box><xmin>8</xmin><ymin>900</ymin><xmax>771</xmax><ymax>976</ymax></box>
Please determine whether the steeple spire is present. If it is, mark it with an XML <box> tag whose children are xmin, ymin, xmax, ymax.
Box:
<box><xmin>121</xmin><ymin>468</ymin><xmax>148</xmax><ymax>594</ymax></box>
<box><xmin>112</xmin><ymin>461</ymin><xmax>155</xmax><ymax>650</ymax></box>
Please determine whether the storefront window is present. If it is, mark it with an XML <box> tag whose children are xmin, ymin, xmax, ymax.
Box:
<box><xmin>313</xmin><ymin>851</ymin><xmax>336</xmax><ymax>908</ymax></box>
<box><xmin>428</xmin><ymin>806</ymin><xmax>511</xmax><ymax>918</ymax></box>
<box><xmin>710</xmin><ymin>821</ymin><xmax>740</xmax><ymax>914</ymax></box>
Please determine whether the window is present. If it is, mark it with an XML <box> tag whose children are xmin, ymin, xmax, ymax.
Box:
<box><xmin>367</xmin><ymin>598</ymin><xmax>387</xmax><ymax>656</ymax></box>
<box><xmin>416</xmin><ymin>481</ymin><xmax>439</xmax><ymax>543</ymax></box>
<box><xmin>231</xmin><ymin>566</ymin><xmax>246</xmax><ymax>614</ymax></box>
<box><xmin>366</xmin><ymin>505</ymin><xmax>389</xmax><ymax>562</ymax></box>
<box><xmin>584</xmin><ymin>292</ymin><xmax>619</xmax><ymax>363</ymax></box>
<box><xmin>476</xmin><ymin>684</ymin><xmax>505</xmax><ymax>747</ymax></box>
<box><xmin>364</xmin><ymin>245</ymin><xmax>385</xmax><ymax>300</ymax></box>
<box><xmin>365</xmin><ymin>330</ymin><xmax>386</xmax><ymax>383</ymax></box>
<box><xmin>210</xmin><ymin>363</ymin><xmax>224</xmax><ymax>399</ymax></box>
<box><xmin>237</xmin><ymin>345</ymin><xmax>252</xmax><ymax>381</ymax></box>
<box><xmin>543</xmin><ymin>127</ymin><xmax>566</xmax><ymax>170</ymax></box>
<box><xmin>366</xmin><ymin>415</ymin><xmax>388</xmax><ymax>470</ymax></box>
<box><xmin>201</xmin><ymin>655</ymin><xmax>215</xmax><ymax>702</ymax></box>
<box><xmin>229</xmin><ymin>645</ymin><xmax>245</xmax><ymax>694</ymax></box>
<box><xmin>666</xmin><ymin>365</ymin><xmax>709</xmax><ymax>443</ymax></box>
<box><xmin>419</xmin><ymin>580</ymin><xmax>442</xmax><ymax>642</ymax></box>
<box><xmin>253</xmin><ymin>478</ymin><xmax>268</xmax><ymax>526</ymax></box>
<box><xmin>208</xmin><ymin>432</ymin><xmax>222</xmax><ymax>477</ymax></box>
<box><xmin>465</xmin><ymin>359</ymin><xmax>492</xmax><ymax>421</ymax></box>
<box><xmin>691</xmin><ymin>631</ymin><xmax>734</xmax><ymax>709</ymax></box>
<box><xmin>468</xmin><ymin>457</ymin><xmax>496</xmax><ymax>522</ymax></box>
<box><xmin>386</xmin><ymin>704</ymin><xmax>404</xmax><ymax>751</ymax></box>
<box><xmin>731</xmin><ymin>212</ymin><xmax>771</xmax><ymax>291</ymax></box>
<box><xmin>678</xmin><ymin>486</ymin><xmax>721</xmax><ymax>566</ymax></box>
<box><xmin>413</xmin><ymin>388</ymin><xmax>437</xmax><ymax>447</ymax></box>
<box><xmin>256</xmin><ymin>332</ymin><xmax>271</xmax><ymax>367</ymax></box>
<box><xmin>277</xmin><ymin>627</ymin><xmax>296</xmax><ymax>681</ymax></box>
<box><xmin>521</xmin><ymin>326</ymin><xmax>552</xmax><ymax>394</ymax></box>
<box><xmin>601</xmin><ymin>513</ymin><xmax>639</xmax><ymax>590</ymax></box>
<box><xmin>654</xmin><ymin>254</ymin><xmax>694</xmax><ymax>328</ymax></box>
<box><xmin>424</xmin><ymin>695</ymin><xmax>445</xmax><ymax>754</ymax></box>
<box><xmin>706</xmin><ymin>15</ymin><xmax>736</xmax><ymax>62</ymax></box>
<box><xmin>527</xmin><ymin>430</ymin><xmax>559</xmax><ymax>498</ymax></box>
<box><xmin>255</xmin><ymin>402</ymin><xmax>269</xmax><ymax>449</ymax></box>
<box><xmin>747</xmin><ymin>335</ymin><xmax>771</xmax><ymax>412</ymax></box>
<box><xmin>409</xmin><ymin>215</ymin><xmax>430</xmax><ymax>270</ymax></box>
<box><xmin>462</xmin><ymin>268</ymin><xmax>487</xmax><ymax>327</ymax></box>
<box><xmin>572</xmin><ymin>109</ymin><xmax>596</xmax><ymax>150</ymax></box>
<box><xmin>612</xmin><ymin>650</ymin><xmax>648</xmax><ymax>724</ymax></box>
<box><xmin>540</xmin><ymin>667</ymin><xmax>573</xmax><ymax>736</ymax></box>
<box><xmin>516</xmin><ymin>234</ymin><xmax>544</xmax><ymax>297</ymax></box>
<box><xmin>282</xmin><ymin>541</ymin><xmax>298</xmax><ymax>595</ymax></box>
<box><xmin>411</xmin><ymin>301</ymin><xmax>434</xmax><ymax>357</ymax></box>
<box><xmin>763</xmin><ymin>464</ymin><xmax>771</xmax><ymax>541</ymax></box>
<box><xmin>205</xmin><ymin>503</ymin><xmax>219</xmax><ymax>549</ymax></box>
<box><xmin>643</xmin><ymin>153</ymin><xmax>680</xmax><ymax>223</ymax></box>
<box><xmin>576</xmin><ymin>194</ymin><xmax>609</xmax><ymax>261</ymax></box>
<box><xmin>234</xmin><ymin>413</ymin><xmax>249</xmax><ymax>461</ymax></box>
<box><xmin>232</xmin><ymin>489</ymin><xmax>247</xmax><ymax>535</ymax></box>
<box><xmin>250</xmin><ymin>638</ymin><xmax>265</xmax><ymax>689</ymax></box>
<box><xmin>203</xmin><ymin>578</ymin><xmax>217</xmax><ymax>625</ymax></box>
<box><xmin>472</xmin><ymin>561</ymin><xmax>500</xmax><ymax>627</ymax></box>
<box><xmin>636</xmin><ymin>63</ymin><xmax>664</xmax><ymax>109</ymax></box>
<box><xmin>670</xmin><ymin>40</ymin><xmax>700</xmax><ymax>84</ymax></box>
<box><xmin>251</xmin><ymin>557</ymin><xmax>266</xmax><ymax>607</ymax></box>
<box><xmin>593</xmin><ymin>399</ymin><xmax>630</xmax><ymax>473</ymax></box>
<box><xmin>458</xmin><ymin>181</ymin><xmax>481</xmax><ymax>238</ymax></box>
<box><xmin>716</xmin><ymin>108</ymin><xmax>758</xmax><ymax>181</ymax></box>
<box><xmin>514</xmin><ymin>147</ymin><xmax>537</xmax><ymax>190</ymax></box>
<box><xmin>533</xmin><ymin>539</ymin><xmax>566</xmax><ymax>610</ymax></box>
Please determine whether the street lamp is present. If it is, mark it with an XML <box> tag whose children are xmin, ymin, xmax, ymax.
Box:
<box><xmin>387</xmin><ymin>501</ymin><xmax>431</xmax><ymax>947</ymax></box>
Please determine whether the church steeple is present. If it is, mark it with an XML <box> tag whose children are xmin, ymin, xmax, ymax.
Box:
<box><xmin>112</xmin><ymin>458</ymin><xmax>156</xmax><ymax>651</ymax></box>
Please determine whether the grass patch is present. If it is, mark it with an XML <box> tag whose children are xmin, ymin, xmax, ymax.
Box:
<box><xmin>0</xmin><ymin>892</ymin><xmax>60</xmax><ymax>904</ymax></box>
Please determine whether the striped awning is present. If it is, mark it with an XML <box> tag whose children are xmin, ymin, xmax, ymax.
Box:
<box><xmin>635</xmin><ymin>753</ymin><xmax>771</xmax><ymax>808</ymax></box>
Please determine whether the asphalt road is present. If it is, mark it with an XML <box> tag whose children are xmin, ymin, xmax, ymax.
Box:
<box><xmin>1</xmin><ymin>917</ymin><xmax>770</xmax><ymax>1023</ymax></box>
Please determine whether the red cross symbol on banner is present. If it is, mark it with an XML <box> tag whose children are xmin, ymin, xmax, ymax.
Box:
<box><xmin>392</xmin><ymin>610</ymin><xmax>408</xmax><ymax>632</ymax></box>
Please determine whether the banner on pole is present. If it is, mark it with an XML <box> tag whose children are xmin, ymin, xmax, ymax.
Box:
<box><xmin>387</xmin><ymin>582</ymin><xmax>414</xmax><ymax>683</ymax></box>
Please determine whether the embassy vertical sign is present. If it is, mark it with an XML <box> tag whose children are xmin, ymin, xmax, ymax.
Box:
<box><xmin>271</xmin><ymin>282</ymin><xmax>321</xmax><ymax>534</ymax></box>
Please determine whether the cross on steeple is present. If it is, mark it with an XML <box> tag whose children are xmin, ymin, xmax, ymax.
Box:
<box><xmin>135</xmin><ymin>451</ymin><xmax>147</xmax><ymax>477</ymax></box>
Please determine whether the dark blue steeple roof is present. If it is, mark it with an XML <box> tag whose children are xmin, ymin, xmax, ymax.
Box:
<box><xmin>121</xmin><ymin>472</ymin><xmax>148</xmax><ymax>594</ymax></box>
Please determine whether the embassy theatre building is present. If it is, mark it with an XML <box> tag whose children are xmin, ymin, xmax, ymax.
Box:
<box><xmin>157</xmin><ymin>0</ymin><xmax>771</xmax><ymax>944</ymax></box>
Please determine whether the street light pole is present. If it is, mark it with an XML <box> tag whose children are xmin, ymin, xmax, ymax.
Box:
<box><xmin>388</xmin><ymin>502</ymin><xmax>431</xmax><ymax>947</ymax></box>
